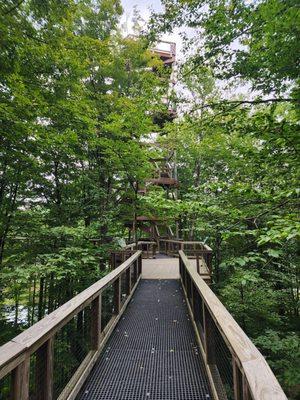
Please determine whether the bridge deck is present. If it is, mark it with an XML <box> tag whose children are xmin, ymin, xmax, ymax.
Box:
<box><xmin>77</xmin><ymin>280</ymin><xmax>212</xmax><ymax>400</ymax></box>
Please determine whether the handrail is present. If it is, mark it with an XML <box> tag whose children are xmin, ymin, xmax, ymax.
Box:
<box><xmin>159</xmin><ymin>239</ymin><xmax>213</xmax><ymax>273</ymax></box>
<box><xmin>159</xmin><ymin>238</ymin><xmax>212</xmax><ymax>250</ymax></box>
<box><xmin>0</xmin><ymin>251</ymin><xmax>142</xmax><ymax>400</ymax></box>
<box><xmin>179</xmin><ymin>250</ymin><xmax>287</xmax><ymax>400</ymax></box>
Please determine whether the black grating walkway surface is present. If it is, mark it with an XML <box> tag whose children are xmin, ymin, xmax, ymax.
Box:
<box><xmin>77</xmin><ymin>280</ymin><xmax>212</xmax><ymax>400</ymax></box>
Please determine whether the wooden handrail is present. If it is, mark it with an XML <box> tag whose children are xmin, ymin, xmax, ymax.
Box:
<box><xmin>179</xmin><ymin>250</ymin><xmax>287</xmax><ymax>400</ymax></box>
<box><xmin>159</xmin><ymin>238</ymin><xmax>212</xmax><ymax>250</ymax></box>
<box><xmin>0</xmin><ymin>251</ymin><xmax>142</xmax><ymax>399</ymax></box>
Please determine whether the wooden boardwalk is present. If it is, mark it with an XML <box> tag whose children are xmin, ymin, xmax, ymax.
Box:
<box><xmin>142</xmin><ymin>255</ymin><xmax>211</xmax><ymax>283</ymax></box>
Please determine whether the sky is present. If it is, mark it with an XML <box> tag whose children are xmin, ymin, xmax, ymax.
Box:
<box><xmin>120</xmin><ymin>0</ymin><xmax>252</xmax><ymax>99</ymax></box>
<box><xmin>120</xmin><ymin>0</ymin><xmax>185</xmax><ymax>59</ymax></box>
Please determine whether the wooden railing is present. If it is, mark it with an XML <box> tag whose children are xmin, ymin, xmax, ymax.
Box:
<box><xmin>159</xmin><ymin>239</ymin><xmax>213</xmax><ymax>267</ymax></box>
<box><xmin>110</xmin><ymin>249</ymin><xmax>137</xmax><ymax>269</ymax></box>
<box><xmin>179</xmin><ymin>251</ymin><xmax>287</xmax><ymax>400</ymax></box>
<box><xmin>113</xmin><ymin>241</ymin><xmax>157</xmax><ymax>260</ymax></box>
<box><xmin>0</xmin><ymin>251</ymin><xmax>142</xmax><ymax>400</ymax></box>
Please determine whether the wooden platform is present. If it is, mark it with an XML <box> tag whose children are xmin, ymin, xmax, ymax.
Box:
<box><xmin>142</xmin><ymin>255</ymin><xmax>210</xmax><ymax>283</ymax></box>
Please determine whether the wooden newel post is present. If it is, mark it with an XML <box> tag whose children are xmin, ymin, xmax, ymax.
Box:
<box><xmin>113</xmin><ymin>277</ymin><xmax>121</xmax><ymax>314</ymax></box>
<box><xmin>91</xmin><ymin>294</ymin><xmax>102</xmax><ymax>349</ymax></box>
<box><xmin>35</xmin><ymin>337</ymin><xmax>54</xmax><ymax>400</ymax></box>
<box><xmin>12</xmin><ymin>357</ymin><xmax>30</xmax><ymax>400</ymax></box>
<box><xmin>203</xmin><ymin>305</ymin><xmax>216</xmax><ymax>365</ymax></box>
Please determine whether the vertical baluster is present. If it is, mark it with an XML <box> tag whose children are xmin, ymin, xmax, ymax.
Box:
<box><xmin>11</xmin><ymin>357</ymin><xmax>30</xmax><ymax>400</ymax></box>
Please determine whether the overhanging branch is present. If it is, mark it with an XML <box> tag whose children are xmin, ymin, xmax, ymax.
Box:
<box><xmin>191</xmin><ymin>98</ymin><xmax>299</xmax><ymax>114</ymax></box>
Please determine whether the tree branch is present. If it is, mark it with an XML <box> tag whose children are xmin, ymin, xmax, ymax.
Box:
<box><xmin>191</xmin><ymin>98</ymin><xmax>299</xmax><ymax>114</ymax></box>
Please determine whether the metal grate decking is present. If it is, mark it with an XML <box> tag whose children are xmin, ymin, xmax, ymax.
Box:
<box><xmin>77</xmin><ymin>280</ymin><xmax>212</xmax><ymax>400</ymax></box>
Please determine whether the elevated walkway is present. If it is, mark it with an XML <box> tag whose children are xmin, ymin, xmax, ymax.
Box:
<box><xmin>0</xmin><ymin>251</ymin><xmax>287</xmax><ymax>400</ymax></box>
<box><xmin>77</xmin><ymin>280</ymin><xmax>211</xmax><ymax>399</ymax></box>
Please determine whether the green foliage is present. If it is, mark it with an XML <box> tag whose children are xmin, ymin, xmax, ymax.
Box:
<box><xmin>150</xmin><ymin>0</ymin><xmax>300</xmax><ymax>95</ymax></box>
<box><xmin>0</xmin><ymin>0</ymin><xmax>299</xmax><ymax>396</ymax></box>
<box><xmin>0</xmin><ymin>0</ymin><xmax>166</xmax><ymax>345</ymax></box>
<box><xmin>254</xmin><ymin>331</ymin><xmax>300</xmax><ymax>397</ymax></box>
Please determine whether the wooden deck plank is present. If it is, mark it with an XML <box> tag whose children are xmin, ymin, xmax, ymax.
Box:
<box><xmin>142</xmin><ymin>257</ymin><xmax>179</xmax><ymax>279</ymax></box>
<box><xmin>142</xmin><ymin>255</ymin><xmax>210</xmax><ymax>280</ymax></box>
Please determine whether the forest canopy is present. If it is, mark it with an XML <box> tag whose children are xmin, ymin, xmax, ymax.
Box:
<box><xmin>0</xmin><ymin>0</ymin><xmax>299</xmax><ymax>398</ymax></box>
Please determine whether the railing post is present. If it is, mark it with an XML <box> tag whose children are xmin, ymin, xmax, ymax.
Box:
<box><xmin>184</xmin><ymin>265</ymin><xmax>188</xmax><ymax>291</ymax></box>
<box><xmin>133</xmin><ymin>259</ymin><xmax>138</xmax><ymax>284</ymax></box>
<box><xmin>126</xmin><ymin>265</ymin><xmax>131</xmax><ymax>295</ymax></box>
<box><xmin>113</xmin><ymin>277</ymin><xmax>121</xmax><ymax>314</ymax></box>
<box><xmin>242</xmin><ymin>375</ymin><xmax>250</xmax><ymax>400</ymax></box>
<box><xmin>91</xmin><ymin>294</ymin><xmax>101</xmax><ymax>349</ymax></box>
<box><xmin>233</xmin><ymin>359</ymin><xmax>242</xmax><ymax>400</ymax></box>
<box><xmin>35</xmin><ymin>337</ymin><xmax>54</xmax><ymax>400</ymax></box>
<box><xmin>138</xmin><ymin>254</ymin><xmax>142</xmax><ymax>276</ymax></box>
<box><xmin>179</xmin><ymin>256</ymin><xmax>182</xmax><ymax>277</ymax></box>
<box><xmin>203</xmin><ymin>305</ymin><xmax>216</xmax><ymax>365</ymax></box>
<box><xmin>196</xmin><ymin>253</ymin><xmax>200</xmax><ymax>274</ymax></box>
<box><xmin>190</xmin><ymin>281</ymin><xmax>195</xmax><ymax>313</ymax></box>
<box><xmin>208</xmin><ymin>251</ymin><xmax>213</xmax><ymax>274</ymax></box>
<box><xmin>11</xmin><ymin>357</ymin><xmax>30</xmax><ymax>400</ymax></box>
